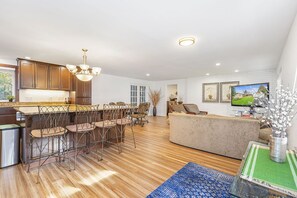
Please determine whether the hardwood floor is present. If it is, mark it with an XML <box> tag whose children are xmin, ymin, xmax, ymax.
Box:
<box><xmin>0</xmin><ymin>116</ymin><xmax>241</xmax><ymax>198</ymax></box>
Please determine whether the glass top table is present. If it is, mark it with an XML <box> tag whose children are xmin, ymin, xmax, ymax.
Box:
<box><xmin>229</xmin><ymin>141</ymin><xmax>295</xmax><ymax>198</ymax></box>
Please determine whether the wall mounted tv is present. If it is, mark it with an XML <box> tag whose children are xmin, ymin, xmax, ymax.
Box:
<box><xmin>231</xmin><ymin>83</ymin><xmax>269</xmax><ymax>107</ymax></box>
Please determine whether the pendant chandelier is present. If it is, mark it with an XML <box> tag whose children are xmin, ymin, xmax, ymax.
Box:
<box><xmin>66</xmin><ymin>49</ymin><xmax>101</xmax><ymax>81</ymax></box>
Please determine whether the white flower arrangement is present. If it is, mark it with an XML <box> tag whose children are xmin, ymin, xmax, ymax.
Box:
<box><xmin>256</xmin><ymin>86</ymin><xmax>297</xmax><ymax>138</ymax></box>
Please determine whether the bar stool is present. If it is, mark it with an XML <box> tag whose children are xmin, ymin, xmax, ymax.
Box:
<box><xmin>66</xmin><ymin>105</ymin><xmax>98</xmax><ymax>170</ymax></box>
<box><xmin>117</xmin><ymin>104</ymin><xmax>136</xmax><ymax>151</ymax></box>
<box><xmin>95</xmin><ymin>104</ymin><xmax>121</xmax><ymax>161</ymax></box>
<box><xmin>28</xmin><ymin>105</ymin><xmax>70</xmax><ymax>183</ymax></box>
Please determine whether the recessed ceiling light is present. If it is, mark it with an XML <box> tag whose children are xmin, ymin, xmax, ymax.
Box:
<box><xmin>178</xmin><ymin>37</ymin><xmax>195</xmax><ymax>46</ymax></box>
<box><xmin>146</xmin><ymin>73</ymin><xmax>150</xmax><ymax>77</ymax></box>
<box><xmin>216</xmin><ymin>63</ymin><xmax>221</xmax><ymax>66</ymax></box>
<box><xmin>206</xmin><ymin>73</ymin><xmax>210</xmax><ymax>76</ymax></box>
<box><xmin>234</xmin><ymin>69</ymin><xmax>239</xmax><ymax>73</ymax></box>
<box><xmin>25</xmin><ymin>56</ymin><xmax>31</xmax><ymax>59</ymax></box>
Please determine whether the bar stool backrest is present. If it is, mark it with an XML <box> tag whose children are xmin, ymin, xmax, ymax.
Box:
<box><xmin>116</xmin><ymin>102</ymin><xmax>126</xmax><ymax>106</ymax></box>
<box><xmin>38</xmin><ymin>105</ymin><xmax>70</xmax><ymax>137</ymax></box>
<box><xmin>102</xmin><ymin>104</ymin><xmax>120</xmax><ymax>125</ymax></box>
<box><xmin>118</xmin><ymin>104</ymin><xmax>133</xmax><ymax>123</ymax></box>
<box><xmin>74</xmin><ymin>105</ymin><xmax>99</xmax><ymax>131</ymax></box>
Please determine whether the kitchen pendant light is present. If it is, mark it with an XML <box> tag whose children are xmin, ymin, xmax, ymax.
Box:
<box><xmin>66</xmin><ymin>49</ymin><xmax>101</xmax><ymax>81</ymax></box>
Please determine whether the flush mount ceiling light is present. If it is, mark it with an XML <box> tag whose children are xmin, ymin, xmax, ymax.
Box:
<box><xmin>234</xmin><ymin>69</ymin><xmax>239</xmax><ymax>73</ymax></box>
<box><xmin>178</xmin><ymin>37</ymin><xmax>195</xmax><ymax>46</ymax></box>
<box><xmin>216</xmin><ymin>63</ymin><xmax>221</xmax><ymax>66</ymax></box>
<box><xmin>146</xmin><ymin>73</ymin><xmax>150</xmax><ymax>77</ymax></box>
<box><xmin>206</xmin><ymin>73</ymin><xmax>210</xmax><ymax>76</ymax></box>
<box><xmin>66</xmin><ymin>49</ymin><xmax>101</xmax><ymax>82</ymax></box>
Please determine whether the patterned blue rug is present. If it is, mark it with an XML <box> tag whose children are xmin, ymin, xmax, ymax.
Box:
<box><xmin>147</xmin><ymin>162</ymin><xmax>234</xmax><ymax>198</ymax></box>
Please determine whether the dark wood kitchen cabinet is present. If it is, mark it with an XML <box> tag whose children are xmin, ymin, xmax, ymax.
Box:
<box><xmin>49</xmin><ymin>66</ymin><xmax>71</xmax><ymax>90</ymax></box>
<box><xmin>73</xmin><ymin>78</ymin><xmax>92</xmax><ymax>105</ymax></box>
<box><xmin>76</xmin><ymin>80</ymin><xmax>92</xmax><ymax>98</ymax></box>
<box><xmin>75</xmin><ymin>97</ymin><xmax>92</xmax><ymax>105</ymax></box>
<box><xmin>19</xmin><ymin>60</ymin><xmax>35</xmax><ymax>89</ymax></box>
<box><xmin>35</xmin><ymin>62</ymin><xmax>48</xmax><ymax>89</ymax></box>
<box><xmin>0</xmin><ymin>107</ymin><xmax>17</xmax><ymax>125</ymax></box>
<box><xmin>60</xmin><ymin>66</ymin><xmax>71</xmax><ymax>90</ymax></box>
<box><xmin>49</xmin><ymin>66</ymin><xmax>61</xmax><ymax>90</ymax></box>
<box><xmin>18</xmin><ymin>58</ymin><xmax>71</xmax><ymax>91</ymax></box>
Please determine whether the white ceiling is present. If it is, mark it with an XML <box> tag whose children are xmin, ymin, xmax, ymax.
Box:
<box><xmin>0</xmin><ymin>0</ymin><xmax>296</xmax><ymax>80</ymax></box>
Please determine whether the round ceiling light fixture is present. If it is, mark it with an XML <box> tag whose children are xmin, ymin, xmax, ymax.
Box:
<box><xmin>178</xmin><ymin>37</ymin><xmax>195</xmax><ymax>46</ymax></box>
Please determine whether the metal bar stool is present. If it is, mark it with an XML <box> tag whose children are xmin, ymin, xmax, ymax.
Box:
<box><xmin>28</xmin><ymin>105</ymin><xmax>70</xmax><ymax>183</ymax></box>
<box><xmin>117</xmin><ymin>104</ymin><xmax>136</xmax><ymax>151</ymax></box>
<box><xmin>66</xmin><ymin>105</ymin><xmax>98</xmax><ymax>170</ymax></box>
<box><xmin>95</xmin><ymin>104</ymin><xmax>121</xmax><ymax>161</ymax></box>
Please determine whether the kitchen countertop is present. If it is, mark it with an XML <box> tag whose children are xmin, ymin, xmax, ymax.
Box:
<box><xmin>15</xmin><ymin>105</ymin><xmax>98</xmax><ymax>115</ymax></box>
<box><xmin>15</xmin><ymin>105</ymin><xmax>136</xmax><ymax>115</ymax></box>
<box><xmin>0</xmin><ymin>102</ymin><xmax>67</xmax><ymax>108</ymax></box>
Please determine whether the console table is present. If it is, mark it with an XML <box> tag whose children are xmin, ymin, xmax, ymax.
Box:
<box><xmin>230</xmin><ymin>141</ymin><xmax>296</xmax><ymax>197</ymax></box>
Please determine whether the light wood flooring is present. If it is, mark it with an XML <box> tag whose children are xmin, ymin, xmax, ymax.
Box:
<box><xmin>0</xmin><ymin>116</ymin><xmax>241</xmax><ymax>198</ymax></box>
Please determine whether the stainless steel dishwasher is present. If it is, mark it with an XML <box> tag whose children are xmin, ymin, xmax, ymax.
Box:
<box><xmin>0</xmin><ymin>124</ymin><xmax>20</xmax><ymax>168</ymax></box>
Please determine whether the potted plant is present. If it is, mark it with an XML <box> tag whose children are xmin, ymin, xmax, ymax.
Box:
<box><xmin>7</xmin><ymin>95</ymin><xmax>15</xmax><ymax>102</ymax></box>
<box><xmin>257</xmin><ymin>86</ymin><xmax>297</xmax><ymax>163</ymax></box>
<box><xmin>148</xmin><ymin>88</ymin><xmax>162</xmax><ymax>116</ymax></box>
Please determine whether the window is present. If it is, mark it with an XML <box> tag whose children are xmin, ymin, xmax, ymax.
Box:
<box><xmin>130</xmin><ymin>85</ymin><xmax>138</xmax><ymax>106</ymax></box>
<box><xmin>140</xmin><ymin>86</ymin><xmax>146</xmax><ymax>103</ymax></box>
<box><xmin>130</xmin><ymin>85</ymin><xmax>147</xmax><ymax>105</ymax></box>
<box><xmin>0</xmin><ymin>67</ymin><xmax>15</xmax><ymax>101</ymax></box>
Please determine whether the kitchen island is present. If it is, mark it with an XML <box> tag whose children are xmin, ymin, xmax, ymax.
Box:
<box><xmin>15</xmin><ymin>105</ymin><xmax>133</xmax><ymax>165</ymax></box>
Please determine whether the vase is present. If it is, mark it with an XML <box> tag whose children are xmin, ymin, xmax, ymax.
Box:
<box><xmin>8</xmin><ymin>99</ymin><xmax>13</xmax><ymax>102</ymax></box>
<box><xmin>153</xmin><ymin>107</ymin><xmax>157</xmax><ymax>116</ymax></box>
<box><xmin>270</xmin><ymin>135</ymin><xmax>287</xmax><ymax>163</ymax></box>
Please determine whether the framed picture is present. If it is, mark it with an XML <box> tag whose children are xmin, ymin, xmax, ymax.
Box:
<box><xmin>220</xmin><ymin>81</ymin><xmax>239</xmax><ymax>103</ymax></box>
<box><xmin>202</xmin><ymin>83</ymin><xmax>219</xmax><ymax>103</ymax></box>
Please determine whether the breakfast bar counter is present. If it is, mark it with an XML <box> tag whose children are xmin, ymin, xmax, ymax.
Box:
<box><xmin>15</xmin><ymin>105</ymin><xmax>132</xmax><ymax>164</ymax></box>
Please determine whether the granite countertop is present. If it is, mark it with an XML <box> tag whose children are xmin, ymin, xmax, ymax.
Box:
<box><xmin>0</xmin><ymin>102</ymin><xmax>67</xmax><ymax>108</ymax></box>
<box><xmin>15</xmin><ymin>105</ymin><xmax>136</xmax><ymax>115</ymax></box>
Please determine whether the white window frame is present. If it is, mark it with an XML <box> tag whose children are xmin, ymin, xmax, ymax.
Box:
<box><xmin>130</xmin><ymin>84</ymin><xmax>147</xmax><ymax>105</ymax></box>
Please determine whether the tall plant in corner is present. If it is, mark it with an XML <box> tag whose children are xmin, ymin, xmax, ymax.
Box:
<box><xmin>257</xmin><ymin>86</ymin><xmax>297</xmax><ymax>163</ymax></box>
<box><xmin>149</xmin><ymin>88</ymin><xmax>162</xmax><ymax>116</ymax></box>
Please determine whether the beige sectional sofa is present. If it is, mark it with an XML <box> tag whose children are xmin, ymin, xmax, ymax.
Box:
<box><xmin>169</xmin><ymin>113</ymin><xmax>261</xmax><ymax>159</ymax></box>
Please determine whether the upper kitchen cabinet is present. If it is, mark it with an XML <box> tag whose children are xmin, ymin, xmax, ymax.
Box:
<box><xmin>17</xmin><ymin>59</ymin><xmax>71</xmax><ymax>91</ymax></box>
<box><xmin>49</xmin><ymin>66</ymin><xmax>61</xmax><ymax>90</ymax></box>
<box><xmin>60</xmin><ymin>66</ymin><xmax>71</xmax><ymax>90</ymax></box>
<box><xmin>19</xmin><ymin>60</ymin><xmax>35</xmax><ymax>89</ymax></box>
<box><xmin>35</xmin><ymin>62</ymin><xmax>48</xmax><ymax>89</ymax></box>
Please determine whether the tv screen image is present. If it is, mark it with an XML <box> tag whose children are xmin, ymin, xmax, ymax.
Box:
<box><xmin>231</xmin><ymin>83</ymin><xmax>269</xmax><ymax>106</ymax></box>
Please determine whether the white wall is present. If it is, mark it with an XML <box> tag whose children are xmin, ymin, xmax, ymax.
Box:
<box><xmin>92</xmin><ymin>74</ymin><xmax>151</xmax><ymax>105</ymax></box>
<box><xmin>278</xmin><ymin>14</ymin><xmax>297</xmax><ymax>149</ymax></box>
<box><xmin>186</xmin><ymin>69</ymin><xmax>277</xmax><ymax>116</ymax></box>
<box><xmin>167</xmin><ymin>84</ymin><xmax>178</xmax><ymax>100</ymax></box>
<box><xmin>149</xmin><ymin>79</ymin><xmax>187</xmax><ymax>116</ymax></box>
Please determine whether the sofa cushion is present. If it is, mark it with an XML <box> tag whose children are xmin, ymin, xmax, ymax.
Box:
<box><xmin>171</xmin><ymin>104</ymin><xmax>187</xmax><ymax>113</ymax></box>
<box><xmin>184</xmin><ymin>104</ymin><xmax>200</xmax><ymax>114</ymax></box>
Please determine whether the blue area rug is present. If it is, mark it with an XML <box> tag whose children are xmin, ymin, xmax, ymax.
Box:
<box><xmin>147</xmin><ymin>162</ymin><xmax>234</xmax><ymax>198</ymax></box>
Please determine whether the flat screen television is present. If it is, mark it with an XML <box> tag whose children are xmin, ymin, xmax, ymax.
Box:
<box><xmin>231</xmin><ymin>83</ymin><xmax>269</xmax><ymax>107</ymax></box>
